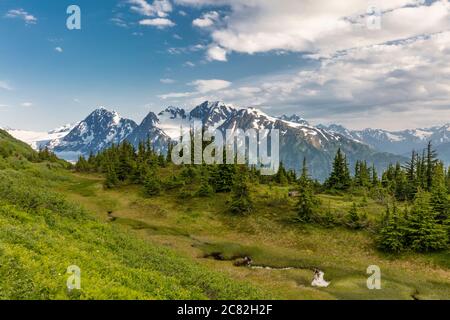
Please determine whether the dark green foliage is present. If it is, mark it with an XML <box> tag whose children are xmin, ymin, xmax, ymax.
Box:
<box><xmin>229</xmin><ymin>167</ymin><xmax>253</xmax><ymax>215</ymax></box>
<box><xmin>143</xmin><ymin>170</ymin><xmax>161</xmax><ymax>197</ymax></box>
<box><xmin>197</xmin><ymin>175</ymin><xmax>214</xmax><ymax>197</ymax></box>
<box><xmin>378</xmin><ymin>204</ymin><xmax>405</xmax><ymax>253</ymax></box>
<box><xmin>296</xmin><ymin>158</ymin><xmax>320</xmax><ymax>222</ymax></box>
<box><xmin>430</xmin><ymin>162</ymin><xmax>449</xmax><ymax>222</ymax></box>
<box><xmin>211</xmin><ymin>163</ymin><xmax>236</xmax><ymax>193</ymax></box>
<box><xmin>325</xmin><ymin>148</ymin><xmax>351</xmax><ymax>191</ymax></box>
<box><xmin>406</xmin><ymin>190</ymin><xmax>448</xmax><ymax>252</ymax></box>
<box><xmin>345</xmin><ymin>203</ymin><xmax>366</xmax><ymax>229</ymax></box>
<box><xmin>104</xmin><ymin>164</ymin><xmax>119</xmax><ymax>189</ymax></box>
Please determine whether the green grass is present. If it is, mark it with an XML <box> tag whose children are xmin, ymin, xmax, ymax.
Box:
<box><xmin>53</xmin><ymin>169</ymin><xmax>450</xmax><ymax>300</ymax></box>
<box><xmin>0</xmin><ymin>144</ymin><xmax>269</xmax><ymax>299</ymax></box>
<box><xmin>0</xmin><ymin>133</ymin><xmax>449</xmax><ymax>299</ymax></box>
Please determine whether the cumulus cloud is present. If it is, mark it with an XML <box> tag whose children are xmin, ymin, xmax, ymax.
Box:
<box><xmin>159</xmin><ymin>79</ymin><xmax>232</xmax><ymax>100</ymax></box>
<box><xmin>176</xmin><ymin>0</ymin><xmax>450</xmax><ymax>61</ymax></box>
<box><xmin>55</xmin><ymin>47</ymin><xmax>63</xmax><ymax>53</ymax></box>
<box><xmin>5</xmin><ymin>8</ymin><xmax>37</xmax><ymax>25</ymax></box>
<box><xmin>207</xmin><ymin>45</ymin><xmax>227</xmax><ymax>61</ymax></box>
<box><xmin>192</xmin><ymin>11</ymin><xmax>220</xmax><ymax>28</ymax></box>
<box><xmin>158</xmin><ymin>30</ymin><xmax>450</xmax><ymax>129</ymax></box>
<box><xmin>139</xmin><ymin>18</ymin><xmax>175</xmax><ymax>28</ymax></box>
<box><xmin>129</xmin><ymin>0</ymin><xmax>172</xmax><ymax>17</ymax></box>
<box><xmin>21</xmin><ymin>102</ymin><xmax>33</xmax><ymax>107</ymax></box>
<box><xmin>128</xmin><ymin>0</ymin><xmax>175</xmax><ymax>28</ymax></box>
<box><xmin>189</xmin><ymin>79</ymin><xmax>231</xmax><ymax>92</ymax></box>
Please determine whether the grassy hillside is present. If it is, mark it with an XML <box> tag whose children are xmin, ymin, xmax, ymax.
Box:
<box><xmin>0</xmin><ymin>133</ymin><xmax>268</xmax><ymax>299</ymax></box>
<box><xmin>0</xmin><ymin>129</ymin><xmax>35</xmax><ymax>160</ymax></box>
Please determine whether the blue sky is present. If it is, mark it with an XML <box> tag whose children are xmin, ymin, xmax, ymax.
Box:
<box><xmin>1</xmin><ymin>0</ymin><xmax>450</xmax><ymax>131</ymax></box>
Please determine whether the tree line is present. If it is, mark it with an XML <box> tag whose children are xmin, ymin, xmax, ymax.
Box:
<box><xmin>75</xmin><ymin>139</ymin><xmax>450</xmax><ymax>253</ymax></box>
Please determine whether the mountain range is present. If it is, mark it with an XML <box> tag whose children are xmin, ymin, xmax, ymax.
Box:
<box><xmin>319</xmin><ymin>123</ymin><xmax>450</xmax><ymax>165</ymax></box>
<box><xmin>4</xmin><ymin>101</ymin><xmax>448</xmax><ymax>181</ymax></box>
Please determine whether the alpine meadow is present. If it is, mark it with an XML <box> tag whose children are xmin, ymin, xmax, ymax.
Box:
<box><xmin>0</xmin><ymin>0</ymin><xmax>450</xmax><ymax>304</ymax></box>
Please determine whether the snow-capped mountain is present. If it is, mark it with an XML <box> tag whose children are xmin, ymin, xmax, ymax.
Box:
<box><xmin>125</xmin><ymin>112</ymin><xmax>170</xmax><ymax>153</ymax></box>
<box><xmin>52</xmin><ymin>108</ymin><xmax>137</xmax><ymax>161</ymax></box>
<box><xmin>190</xmin><ymin>101</ymin><xmax>237</xmax><ymax>129</ymax></box>
<box><xmin>6</xmin><ymin>101</ymin><xmax>426</xmax><ymax>179</ymax></box>
<box><xmin>5</xmin><ymin>123</ymin><xmax>77</xmax><ymax>150</ymax></box>
<box><xmin>155</xmin><ymin>101</ymin><xmax>237</xmax><ymax>139</ymax></box>
<box><xmin>217</xmin><ymin>107</ymin><xmax>405</xmax><ymax>180</ymax></box>
<box><xmin>278</xmin><ymin>114</ymin><xmax>310</xmax><ymax>126</ymax></box>
<box><xmin>321</xmin><ymin>123</ymin><xmax>450</xmax><ymax>158</ymax></box>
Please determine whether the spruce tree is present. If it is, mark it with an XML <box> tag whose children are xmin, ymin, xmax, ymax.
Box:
<box><xmin>104</xmin><ymin>164</ymin><xmax>119</xmax><ymax>189</ymax></box>
<box><xmin>346</xmin><ymin>203</ymin><xmax>362</xmax><ymax>229</ymax></box>
<box><xmin>197</xmin><ymin>174</ymin><xmax>214</xmax><ymax>197</ymax></box>
<box><xmin>430</xmin><ymin>162</ymin><xmax>449</xmax><ymax>222</ymax></box>
<box><xmin>297</xmin><ymin>158</ymin><xmax>319</xmax><ymax>222</ymax></box>
<box><xmin>229</xmin><ymin>166</ymin><xmax>253</xmax><ymax>215</ymax></box>
<box><xmin>406</xmin><ymin>189</ymin><xmax>448</xmax><ymax>252</ymax></box>
<box><xmin>325</xmin><ymin>148</ymin><xmax>351</xmax><ymax>190</ymax></box>
<box><xmin>143</xmin><ymin>170</ymin><xmax>161</xmax><ymax>197</ymax></box>
<box><xmin>276</xmin><ymin>162</ymin><xmax>288</xmax><ymax>185</ymax></box>
<box><xmin>378</xmin><ymin>203</ymin><xmax>405</xmax><ymax>253</ymax></box>
<box><xmin>426</xmin><ymin>141</ymin><xmax>439</xmax><ymax>191</ymax></box>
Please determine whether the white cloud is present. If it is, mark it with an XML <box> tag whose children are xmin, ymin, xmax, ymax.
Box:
<box><xmin>159</xmin><ymin>91</ymin><xmax>194</xmax><ymax>99</ymax></box>
<box><xmin>129</xmin><ymin>0</ymin><xmax>172</xmax><ymax>17</ymax></box>
<box><xmin>159</xmin><ymin>78</ymin><xmax>232</xmax><ymax>100</ymax></box>
<box><xmin>55</xmin><ymin>47</ymin><xmax>63</xmax><ymax>53</ymax></box>
<box><xmin>183</xmin><ymin>61</ymin><xmax>196</xmax><ymax>67</ymax></box>
<box><xmin>207</xmin><ymin>45</ymin><xmax>227</xmax><ymax>61</ymax></box>
<box><xmin>189</xmin><ymin>79</ymin><xmax>231</xmax><ymax>93</ymax></box>
<box><xmin>139</xmin><ymin>18</ymin><xmax>175</xmax><ymax>28</ymax></box>
<box><xmin>192</xmin><ymin>11</ymin><xmax>219</xmax><ymax>28</ymax></box>
<box><xmin>157</xmin><ymin>30</ymin><xmax>450</xmax><ymax>129</ymax></box>
<box><xmin>160</xmin><ymin>78</ymin><xmax>176</xmax><ymax>84</ymax></box>
<box><xmin>5</xmin><ymin>8</ymin><xmax>37</xmax><ymax>25</ymax></box>
<box><xmin>110</xmin><ymin>17</ymin><xmax>129</xmax><ymax>28</ymax></box>
<box><xmin>0</xmin><ymin>81</ymin><xmax>13</xmax><ymax>91</ymax></box>
<box><xmin>176</xmin><ymin>0</ymin><xmax>450</xmax><ymax>61</ymax></box>
<box><xmin>21</xmin><ymin>102</ymin><xmax>33</xmax><ymax>107</ymax></box>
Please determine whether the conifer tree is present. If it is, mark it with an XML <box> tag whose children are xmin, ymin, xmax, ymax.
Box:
<box><xmin>197</xmin><ymin>171</ymin><xmax>214</xmax><ymax>197</ymax></box>
<box><xmin>378</xmin><ymin>203</ymin><xmax>405</xmax><ymax>253</ymax></box>
<box><xmin>403</xmin><ymin>150</ymin><xmax>418</xmax><ymax>199</ymax></box>
<box><xmin>430</xmin><ymin>162</ymin><xmax>449</xmax><ymax>222</ymax></box>
<box><xmin>406</xmin><ymin>189</ymin><xmax>448</xmax><ymax>252</ymax></box>
<box><xmin>371</xmin><ymin>165</ymin><xmax>379</xmax><ymax>188</ymax></box>
<box><xmin>75</xmin><ymin>156</ymin><xmax>90</xmax><ymax>172</ymax></box>
<box><xmin>104</xmin><ymin>164</ymin><xmax>119</xmax><ymax>189</ymax></box>
<box><xmin>297</xmin><ymin>158</ymin><xmax>319</xmax><ymax>222</ymax></box>
<box><xmin>276</xmin><ymin>162</ymin><xmax>288</xmax><ymax>185</ymax></box>
<box><xmin>426</xmin><ymin>141</ymin><xmax>439</xmax><ymax>191</ymax></box>
<box><xmin>143</xmin><ymin>169</ymin><xmax>161</xmax><ymax>196</ymax></box>
<box><xmin>325</xmin><ymin>148</ymin><xmax>351</xmax><ymax>190</ymax></box>
<box><xmin>346</xmin><ymin>203</ymin><xmax>362</xmax><ymax>229</ymax></box>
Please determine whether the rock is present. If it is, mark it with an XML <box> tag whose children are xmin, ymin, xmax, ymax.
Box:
<box><xmin>311</xmin><ymin>269</ymin><xmax>330</xmax><ymax>288</ymax></box>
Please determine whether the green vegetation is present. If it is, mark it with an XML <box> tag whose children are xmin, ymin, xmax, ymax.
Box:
<box><xmin>1</xmin><ymin>129</ymin><xmax>449</xmax><ymax>299</ymax></box>
<box><xmin>0</xmin><ymin>129</ymin><xmax>267</xmax><ymax>299</ymax></box>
